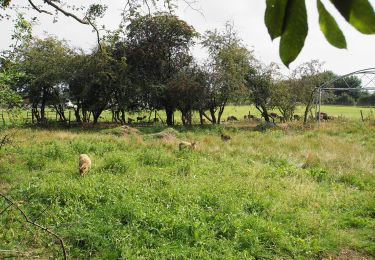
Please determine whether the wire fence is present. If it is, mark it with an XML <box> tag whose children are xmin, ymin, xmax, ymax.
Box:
<box><xmin>0</xmin><ymin>109</ymin><xmax>166</xmax><ymax>127</ymax></box>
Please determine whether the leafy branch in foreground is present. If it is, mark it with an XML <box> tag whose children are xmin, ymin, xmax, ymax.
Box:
<box><xmin>265</xmin><ymin>0</ymin><xmax>375</xmax><ymax>67</ymax></box>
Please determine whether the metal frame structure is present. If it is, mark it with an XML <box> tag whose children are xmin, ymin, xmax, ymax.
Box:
<box><xmin>316</xmin><ymin>68</ymin><xmax>375</xmax><ymax>126</ymax></box>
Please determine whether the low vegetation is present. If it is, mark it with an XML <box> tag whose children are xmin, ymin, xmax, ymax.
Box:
<box><xmin>1</xmin><ymin>120</ymin><xmax>374</xmax><ymax>258</ymax></box>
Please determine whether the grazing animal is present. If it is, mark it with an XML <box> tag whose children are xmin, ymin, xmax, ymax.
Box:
<box><xmin>227</xmin><ymin>115</ymin><xmax>238</xmax><ymax>121</ymax></box>
<box><xmin>79</xmin><ymin>154</ymin><xmax>91</xmax><ymax>176</ymax></box>
<box><xmin>278</xmin><ymin>116</ymin><xmax>286</xmax><ymax>123</ymax></box>
<box><xmin>137</xmin><ymin>115</ymin><xmax>147</xmax><ymax>122</ymax></box>
<box><xmin>179</xmin><ymin>141</ymin><xmax>196</xmax><ymax>151</ymax></box>
<box><xmin>293</xmin><ymin>114</ymin><xmax>301</xmax><ymax>121</ymax></box>
<box><xmin>269</xmin><ymin>112</ymin><xmax>278</xmax><ymax>118</ymax></box>
<box><xmin>262</xmin><ymin>112</ymin><xmax>277</xmax><ymax>123</ymax></box>
<box><xmin>316</xmin><ymin>112</ymin><xmax>328</xmax><ymax>120</ymax></box>
<box><xmin>221</xmin><ymin>134</ymin><xmax>231</xmax><ymax>141</ymax></box>
<box><xmin>128</xmin><ymin>117</ymin><xmax>134</xmax><ymax>124</ymax></box>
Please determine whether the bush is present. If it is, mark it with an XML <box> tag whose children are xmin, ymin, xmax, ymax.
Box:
<box><xmin>334</xmin><ymin>93</ymin><xmax>355</xmax><ymax>106</ymax></box>
<box><xmin>358</xmin><ymin>93</ymin><xmax>375</xmax><ymax>106</ymax></box>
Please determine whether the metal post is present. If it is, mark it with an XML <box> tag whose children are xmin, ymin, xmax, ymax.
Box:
<box><xmin>318</xmin><ymin>88</ymin><xmax>322</xmax><ymax>127</ymax></box>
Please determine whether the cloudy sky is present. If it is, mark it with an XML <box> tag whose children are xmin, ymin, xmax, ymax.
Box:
<box><xmin>1</xmin><ymin>0</ymin><xmax>374</xmax><ymax>75</ymax></box>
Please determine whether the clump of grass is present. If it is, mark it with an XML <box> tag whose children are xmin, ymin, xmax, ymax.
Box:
<box><xmin>101</xmin><ymin>126</ymin><xmax>140</xmax><ymax>137</ymax></box>
<box><xmin>99</xmin><ymin>153</ymin><xmax>131</xmax><ymax>174</ymax></box>
<box><xmin>302</xmin><ymin>152</ymin><xmax>321</xmax><ymax>169</ymax></box>
<box><xmin>150</xmin><ymin>127</ymin><xmax>179</xmax><ymax>141</ymax></box>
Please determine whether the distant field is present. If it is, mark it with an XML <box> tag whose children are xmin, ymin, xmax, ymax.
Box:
<box><xmin>0</xmin><ymin>120</ymin><xmax>374</xmax><ymax>258</ymax></box>
<box><xmin>1</xmin><ymin>105</ymin><xmax>374</xmax><ymax>126</ymax></box>
<box><xmin>223</xmin><ymin>105</ymin><xmax>375</xmax><ymax>120</ymax></box>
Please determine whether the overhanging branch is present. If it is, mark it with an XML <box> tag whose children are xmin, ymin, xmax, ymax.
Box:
<box><xmin>27</xmin><ymin>0</ymin><xmax>52</xmax><ymax>15</ymax></box>
<box><xmin>0</xmin><ymin>193</ymin><xmax>67</xmax><ymax>260</ymax></box>
<box><xmin>43</xmin><ymin>0</ymin><xmax>89</xmax><ymax>25</ymax></box>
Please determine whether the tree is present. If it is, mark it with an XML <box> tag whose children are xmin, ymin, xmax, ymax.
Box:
<box><xmin>0</xmin><ymin>83</ymin><xmax>21</xmax><ymax>108</ymax></box>
<box><xmin>125</xmin><ymin>13</ymin><xmax>197</xmax><ymax>126</ymax></box>
<box><xmin>0</xmin><ymin>13</ymin><xmax>33</xmax><ymax>90</ymax></box>
<box><xmin>358</xmin><ymin>93</ymin><xmax>375</xmax><ymax>106</ymax></box>
<box><xmin>272</xmin><ymin>78</ymin><xmax>300</xmax><ymax>121</ymax></box>
<box><xmin>331</xmin><ymin>74</ymin><xmax>362</xmax><ymax>102</ymax></box>
<box><xmin>166</xmin><ymin>64</ymin><xmax>207</xmax><ymax>125</ymax></box>
<box><xmin>202</xmin><ymin>23</ymin><xmax>252</xmax><ymax>124</ymax></box>
<box><xmin>291</xmin><ymin>60</ymin><xmax>331</xmax><ymax>124</ymax></box>
<box><xmin>335</xmin><ymin>93</ymin><xmax>355</xmax><ymax>105</ymax></box>
<box><xmin>19</xmin><ymin>37</ymin><xmax>71</xmax><ymax>123</ymax></box>
<box><xmin>246</xmin><ymin>63</ymin><xmax>277</xmax><ymax>123</ymax></box>
<box><xmin>1</xmin><ymin>1</ymin><xmax>374</xmax><ymax>65</ymax></box>
<box><xmin>65</xmin><ymin>48</ymin><xmax>127</xmax><ymax>124</ymax></box>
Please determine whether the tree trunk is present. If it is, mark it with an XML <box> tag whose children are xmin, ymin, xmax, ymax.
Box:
<box><xmin>92</xmin><ymin>107</ymin><xmax>105</xmax><ymax>124</ymax></box>
<box><xmin>74</xmin><ymin>105</ymin><xmax>82</xmax><ymax>123</ymax></box>
<box><xmin>53</xmin><ymin>105</ymin><xmax>66</xmax><ymax>122</ymax></box>
<box><xmin>304</xmin><ymin>91</ymin><xmax>316</xmax><ymax>124</ymax></box>
<box><xmin>40</xmin><ymin>87</ymin><xmax>48</xmax><ymax>124</ymax></box>
<box><xmin>187</xmin><ymin>110</ymin><xmax>192</xmax><ymax>125</ymax></box>
<box><xmin>82</xmin><ymin>109</ymin><xmax>88</xmax><ymax>123</ymax></box>
<box><xmin>93</xmin><ymin>112</ymin><xmax>100</xmax><ymax>124</ymax></box>
<box><xmin>40</xmin><ymin>102</ymin><xmax>46</xmax><ymax>124</ymax></box>
<box><xmin>256</xmin><ymin>105</ymin><xmax>270</xmax><ymax>123</ymax></box>
<box><xmin>121</xmin><ymin>109</ymin><xmax>126</xmax><ymax>124</ymax></box>
<box><xmin>32</xmin><ymin>106</ymin><xmax>40</xmax><ymax>124</ymax></box>
<box><xmin>181</xmin><ymin>112</ymin><xmax>186</xmax><ymax>125</ymax></box>
<box><xmin>111</xmin><ymin>109</ymin><xmax>116</xmax><ymax>123</ymax></box>
<box><xmin>165</xmin><ymin>108</ymin><xmax>174</xmax><ymax>126</ymax></box>
<box><xmin>200</xmin><ymin>110</ymin><xmax>212</xmax><ymax>123</ymax></box>
<box><xmin>217</xmin><ymin>105</ymin><xmax>225</xmax><ymax>124</ymax></box>
<box><xmin>209</xmin><ymin>108</ymin><xmax>217</xmax><ymax>124</ymax></box>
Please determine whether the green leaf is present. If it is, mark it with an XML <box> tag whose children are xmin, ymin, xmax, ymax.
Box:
<box><xmin>279</xmin><ymin>0</ymin><xmax>308</xmax><ymax>67</ymax></box>
<box><xmin>330</xmin><ymin>0</ymin><xmax>375</xmax><ymax>34</ymax></box>
<box><xmin>318</xmin><ymin>0</ymin><xmax>347</xmax><ymax>49</ymax></box>
<box><xmin>264</xmin><ymin>0</ymin><xmax>288</xmax><ymax>40</ymax></box>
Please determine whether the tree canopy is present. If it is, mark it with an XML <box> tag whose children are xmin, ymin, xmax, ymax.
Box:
<box><xmin>1</xmin><ymin>1</ymin><xmax>374</xmax><ymax>66</ymax></box>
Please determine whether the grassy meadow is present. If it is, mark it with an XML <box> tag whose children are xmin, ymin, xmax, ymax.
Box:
<box><xmin>1</xmin><ymin>119</ymin><xmax>375</xmax><ymax>258</ymax></box>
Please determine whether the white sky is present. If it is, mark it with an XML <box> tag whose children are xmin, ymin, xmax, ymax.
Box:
<box><xmin>1</xmin><ymin>0</ymin><xmax>374</xmax><ymax>75</ymax></box>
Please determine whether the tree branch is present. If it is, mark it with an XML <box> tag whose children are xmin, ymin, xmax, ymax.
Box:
<box><xmin>27</xmin><ymin>0</ymin><xmax>52</xmax><ymax>15</ymax></box>
<box><xmin>43</xmin><ymin>0</ymin><xmax>89</xmax><ymax>25</ymax></box>
<box><xmin>86</xmin><ymin>17</ymin><xmax>102</xmax><ymax>51</ymax></box>
<box><xmin>0</xmin><ymin>193</ymin><xmax>67</xmax><ymax>260</ymax></box>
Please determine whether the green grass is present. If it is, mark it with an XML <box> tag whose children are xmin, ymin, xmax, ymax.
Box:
<box><xmin>0</xmin><ymin>120</ymin><xmax>375</xmax><ymax>258</ymax></box>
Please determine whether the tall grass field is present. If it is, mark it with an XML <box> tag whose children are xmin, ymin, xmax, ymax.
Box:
<box><xmin>0</xmin><ymin>119</ymin><xmax>374</xmax><ymax>258</ymax></box>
